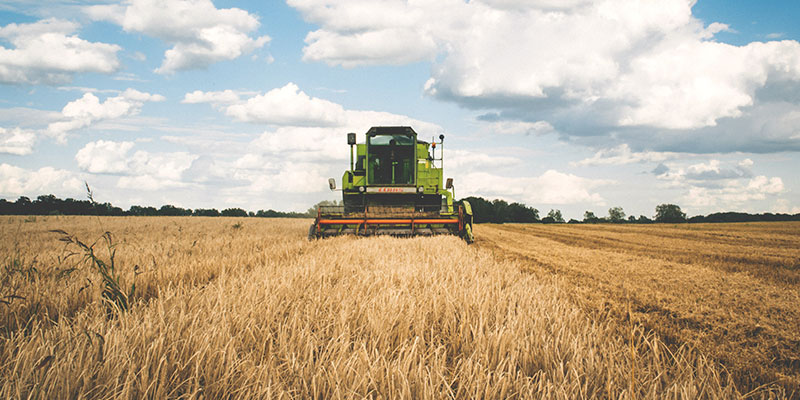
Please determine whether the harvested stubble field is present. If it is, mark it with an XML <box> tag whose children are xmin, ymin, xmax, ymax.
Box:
<box><xmin>0</xmin><ymin>216</ymin><xmax>796</xmax><ymax>398</ymax></box>
<box><xmin>478</xmin><ymin>222</ymin><xmax>800</xmax><ymax>398</ymax></box>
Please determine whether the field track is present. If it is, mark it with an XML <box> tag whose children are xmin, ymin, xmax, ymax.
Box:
<box><xmin>1</xmin><ymin>216</ymin><xmax>797</xmax><ymax>398</ymax></box>
<box><xmin>477</xmin><ymin>222</ymin><xmax>800</xmax><ymax>395</ymax></box>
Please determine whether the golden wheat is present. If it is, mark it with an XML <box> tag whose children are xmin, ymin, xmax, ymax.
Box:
<box><xmin>478</xmin><ymin>222</ymin><xmax>800</xmax><ymax>397</ymax></box>
<box><xmin>0</xmin><ymin>216</ymin><xmax>754</xmax><ymax>398</ymax></box>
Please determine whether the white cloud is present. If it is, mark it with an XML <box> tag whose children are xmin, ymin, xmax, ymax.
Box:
<box><xmin>185</xmin><ymin>82</ymin><xmax>452</xmax><ymax>195</ymax></box>
<box><xmin>447</xmin><ymin>149</ymin><xmax>521</xmax><ymax>172</ymax></box>
<box><xmin>75</xmin><ymin>140</ymin><xmax>197</xmax><ymax>190</ymax></box>
<box><xmin>575</xmin><ymin>144</ymin><xmax>681</xmax><ymax>166</ymax></box>
<box><xmin>772</xmin><ymin>199</ymin><xmax>800</xmax><ymax>214</ymax></box>
<box><xmin>684</xmin><ymin>176</ymin><xmax>784</xmax><ymax>208</ymax></box>
<box><xmin>0</xmin><ymin>163</ymin><xmax>82</xmax><ymax>196</ymax></box>
<box><xmin>182</xmin><ymin>89</ymin><xmax>242</xmax><ymax>105</ymax></box>
<box><xmin>289</xmin><ymin>0</ymin><xmax>800</xmax><ymax>149</ymax></box>
<box><xmin>0</xmin><ymin>18</ymin><xmax>120</xmax><ymax>84</ymax></box>
<box><xmin>86</xmin><ymin>0</ymin><xmax>270</xmax><ymax>73</ymax></box>
<box><xmin>291</xmin><ymin>0</ymin><xmax>438</xmax><ymax>67</ymax></box>
<box><xmin>303</xmin><ymin>28</ymin><xmax>437</xmax><ymax>68</ymax></box>
<box><xmin>483</xmin><ymin>120</ymin><xmax>555</xmax><ymax>136</ymax></box>
<box><xmin>47</xmin><ymin>89</ymin><xmax>165</xmax><ymax>142</ymax></box>
<box><xmin>655</xmin><ymin>158</ymin><xmax>784</xmax><ymax>209</ymax></box>
<box><xmin>612</xmin><ymin>40</ymin><xmax>800</xmax><ymax>129</ymax></box>
<box><xmin>0</xmin><ymin>127</ymin><xmax>36</xmax><ymax>155</ymax></box>
<box><xmin>225</xmin><ymin>83</ymin><xmax>345</xmax><ymax>126</ymax></box>
<box><xmin>228</xmin><ymin>161</ymin><xmax>330</xmax><ymax>194</ymax></box>
<box><xmin>460</xmin><ymin>170</ymin><xmax>608</xmax><ymax>205</ymax></box>
<box><xmin>75</xmin><ymin>140</ymin><xmax>135</xmax><ymax>173</ymax></box>
<box><xmin>187</xmin><ymin>83</ymin><xmax>444</xmax><ymax>169</ymax></box>
<box><xmin>190</xmin><ymin>83</ymin><xmax>443</xmax><ymax>132</ymax></box>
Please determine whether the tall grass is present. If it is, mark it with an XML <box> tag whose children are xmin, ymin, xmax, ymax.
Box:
<box><xmin>0</xmin><ymin>217</ymin><xmax>741</xmax><ymax>398</ymax></box>
<box><xmin>51</xmin><ymin>230</ymin><xmax>134</xmax><ymax>316</ymax></box>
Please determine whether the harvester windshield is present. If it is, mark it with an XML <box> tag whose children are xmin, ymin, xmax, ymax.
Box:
<box><xmin>367</xmin><ymin>134</ymin><xmax>414</xmax><ymax>185</ymax></box>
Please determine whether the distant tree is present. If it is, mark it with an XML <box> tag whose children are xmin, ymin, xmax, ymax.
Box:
<box><xmin>628</xmin><ymin>215</ymin><xmax>636</xmax><ymax>223</ymax></box>
<box><xmin>547</xmin><ymin>209</ymin><xmax>564</xmax><ymax>223</ymax></box>
<box><xmin>637</xmin><ymin>215</ymin><xmax>652</xmax><ymax>224</ymax></box>
<box><xmin>95</xmin><ymin>202</ymin><xmax>124</xmax><ymax>216</ymax></box>
<box><xmin>0</xmin><ymin>199</ymin><xmax>12</xmax><ymax>214</ymax></box>
<box><xmin>488</xmin><ymin>199</ymin><xmax>508</xmax><ymax>223</ymax></box>
<box><xmin>221</xmin><ymin>208</ymin><xmax>248</xmax><ymax>217</ymax></box>
<box><xmin>687</xmin><ymin>215</ymin><xmax>706</xmax><ymax>223</ymax></box>
<box><xmin>655</xmin><ymin>204</ymin><xmax>686</xmax><ymax>223</ymax></box>
<box><xmin>15</xmin><ymin>196</ymin><xmax>32</xmax><ymax>215</ymax></box>
<box><xmin>159</xmin><ymin>205</ymin><xmax>192</xmax><ymax>216</ymax></box>
<box><xmin>567</xmin><ymin>218</ymin><xmax>581</xmax><ymax>224</ymax></box>
<box><xmin>129</xmin><ymin>205</ymin><xmax>158</xmax><ymax>216</ymax></box>
<box><xmin>506</xmin><ymin>202</ymin><xmax>539</xmax><ymax>222</ymax></box>
<box><xmin>255</xmin><ymin>209</ymin><xmax>308</xmax><ymax>218</ymax></box>
<box><xmin>306</xmin><ymin>200</ymin><xmax>343</xmax><ymax>217</ymax></box>
<box><xmin>33</xmin><ymin>194</ymin><xmax>59</xmax><ymax>214</ymax></box>
<box><xmin>193</xmin><ymin>208</ymin><xmax>220</xmax><ymax>217</ymax></box>
<box><xmin>608</xmin><ymin>206</ymin><xmax>626</xmax><ymax>223</ymax></box>
<box><xmin>583</xmin><ymin>211</ymin><xmax>598</xmax><ymax>223</ymax></box>
<box><xmin>541</xmin><ymin>216</ymin><xmax>555</xmax><ymax>224</ymax></box>
<box><xmin>460</xmin><ymin>197</ymin><xmax>494</xmax><ymax>223</ymax></box>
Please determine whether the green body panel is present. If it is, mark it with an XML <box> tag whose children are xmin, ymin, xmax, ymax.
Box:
<box><xmin>340</xmin><ymin>127</ymin><xmax>454</xmax><ymax>214</ymax></box>
<box><xmin>312</xmin><ymin>126</ymin><xmax>471</xmax><ymax>243</ymax></box>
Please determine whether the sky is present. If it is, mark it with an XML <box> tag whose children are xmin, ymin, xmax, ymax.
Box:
<box><xmin>1</xmin><ymin>0</ymin><xmax>799</xmax><ymax>220</ymax></box>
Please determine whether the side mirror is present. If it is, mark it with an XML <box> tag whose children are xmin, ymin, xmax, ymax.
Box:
<box><xmin>347</xmin><ymin>133</ymin><xmax>356</xmax><ymax>145</ymax></box>
<box><xmin>446</xmin><ymin>178</ymin><xmax>453</xmax><ymax>189</ymax></box>
<box><xmin>328</xmin><ymin>178</ymin><xmax>336</xmax><ymax>190</ymax></box>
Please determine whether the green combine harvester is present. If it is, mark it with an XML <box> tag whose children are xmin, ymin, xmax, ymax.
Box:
<box><xmin>309</xmin><ymin>126</ymin><xmax>474</xmax><ymax>243</ymax></box>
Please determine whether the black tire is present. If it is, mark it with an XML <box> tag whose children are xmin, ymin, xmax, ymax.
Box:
<box><xmin>307</xmin><ymin>223</ymin><xmax>317</xmax><ymax>240</ymax></box>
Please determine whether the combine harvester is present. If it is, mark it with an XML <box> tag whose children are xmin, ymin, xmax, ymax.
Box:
<box><xmin>309</xmin><ymin>126</ymin><xmax>474</xmax><ymax>243</ymax></box>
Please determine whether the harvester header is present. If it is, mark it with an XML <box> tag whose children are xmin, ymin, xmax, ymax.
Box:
<box><xmin>309</xmin><ymin>126</ymin><xmax>474</xmax><ymax>242</ymax></box>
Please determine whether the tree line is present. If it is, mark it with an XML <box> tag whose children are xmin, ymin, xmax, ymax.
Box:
<box><xmin>0</xmin><ymin>195</ymin><xmax>309</xmax><ymax>218</ymax></box>
<box><xmin>1</xmin><ymin>194</ymin><xmax>798</xmax><ymax>223</ymax></box>
<box><xmin>456</xmin><ymin>197</ymin><xmax>799</xmax><ymax>224</ymax></box>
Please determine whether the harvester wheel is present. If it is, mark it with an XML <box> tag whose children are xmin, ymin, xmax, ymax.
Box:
<box><xmin>307</xmin><ymin>223</ymin><xmax>317</xmax><ymax>240</ymax></box>
<box><xmin>464</xmin><ymin>223</ymin><xmax>474</xmax><ymax>244</ymax></box>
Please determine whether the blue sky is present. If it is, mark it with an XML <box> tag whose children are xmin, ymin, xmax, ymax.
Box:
<box><xmin>1</xmin><ymin>0</ymin><xmax>799</xmax><ymax>219</ymax></box>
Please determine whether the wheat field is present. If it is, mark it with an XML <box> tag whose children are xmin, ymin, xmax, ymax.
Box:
<box><xmin>0</xmin><ymin>216</ymin><xmax>795</xmax><ymax>398</ymax></box>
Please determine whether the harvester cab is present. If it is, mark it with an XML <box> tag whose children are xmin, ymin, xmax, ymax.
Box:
<box><xmin>309</xmin><ymin>126</ymin><xmax>474</xmax><ymax>243</ymax></box>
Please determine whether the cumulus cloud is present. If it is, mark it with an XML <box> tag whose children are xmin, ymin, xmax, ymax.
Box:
<box><xmin>0</xmin><ymin>127</ymin><xmax>37</xmax><ymax>155</ymax></box>
<box><xmin>225</xmin><ymin>83</ymin><xmax>346</xmax><ymax>126</ymax></box>
<box><xmin>47</xmin><ymin>89</ymin><xmax>165</xmax><ymax>142</ymax></box>
<box><xmin>182</xmin><ymin>89</ymin><xmax>243</xmax><ymax>105</ymax></box>
<box><xmin>184</xmin><ymin>82</ymin><xmax>453</xmax><ymax>195</ymax></box>
<box><xmin>461</xmin><ymin>170</ymin><xmax>609</xmax><ymax>205</ymax></box>
<box><xmin>75</xmin><ymin>140</ymin><xmax>135</xmax><ymax>173</ymax></box>
<box><xmin>0</xmin><ymin>18</ymin><xmax>120</xmax><ymax>84</ymax></box>
<box><xmin>75</xmin><ymin>140</ymin><xmax>197</xmax><ymax>190</ymax></box>
<box><xmin>187</xmin><ymin>83</ymin><xmax>444</xmax><ymax>164</ymax></box>
<box><xmin>575</xmin><ymin>144</ymin><xmax>681</xmax><ymax>166</ymax></box>
<box><xmin>772</xmin><ymin>199</ymin><xmax>800</xmax><ymax>214</ymax></box>
<box><xmin>447</xmin><ymin>149</ymin><xmax>522</xmax><ymax>172</ymax></box>
<box><xmin>656</xmin><ymin>159</ymin><xmax>755</xmax><ymax>183</ymax></box>
<box><xmin>655</xmin><ymin>158</ymin><xmax>784</xmax><ymax>209</ymax></box>
<box><xmin>189</xmin><ymin>83</ymin><xmax>441</xmax><ymax>130</ymax></box>
<box><xmin>684</xmin><ymin>176</ymin><xmax>784</xmax><ymax>208</ymax></box>
<box><xmin>478</xmin><ymin>120</ymin><xmax>555</xmax><ymax>136</ymax></box>
<box><xmin>86</xmin><ymin>0</ymin><xmax>270</xmax><ymax>73</ymax></box>
<box><xmin>289</xmin><ymin>0</ymin><xmax>800</xmax><ymax>153</ymax></box>
<box><xmin>0</xmin><ymin>163</ymin><xmax>82</xmax><ymax>196</ymax></box>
